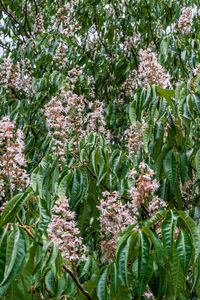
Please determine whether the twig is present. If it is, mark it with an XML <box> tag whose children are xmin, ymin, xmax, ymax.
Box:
<box><xmin>63</xmin><ymin>265</ymin><xmax>92</xmax><ymax>300</ymax></box>
<box><xmin>14</xmin><ymin>213</ymin><xmax>92</xmax><ymax>299</ymax></box>
<box><xmin>146</xmin><ymin>4</ymin><xmax>158</xmax><ymax>53</ymax></box>
<box><xmin>0</xmin><ymin>1</ymin><xmax>30</xmax><ymax>38</ymax></box>
<box><xmin>33</xmin><ymin>0</ymin><xmax>38</xmax><ymax>15</ymax></box>
<box><xmin>24</xmin><ymin>0</ymin><xmax>33</xmax><ymax>36</ymax></box>
<box><xmin>131</xmin><ymin>47</ymin><xmax>138</xmax><ymax>69</ymax></box>
<box><xmin>94</xmin><ymin>8</ymin><xmax>113</xmax><ymax>58</ymax></box>
<box><xmin>69</xmin><ymin>0</ymin><xmax>90</xmax><ymax>23</ymax></box>
<box><xmin>25</xmin><ymin>94</ymin><xmax>48</xmax><ymax>138</ymax></box>
<box><xmin>178</xmin><ymin>51</ymin><xmax>189</xmax><ymax>77</ymax></box>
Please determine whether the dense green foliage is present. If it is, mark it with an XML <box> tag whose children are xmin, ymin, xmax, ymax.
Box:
<box><xmin>1</xmin><ymin>0</ymin><xmax>200</xmax><ymax>299</ymax></box>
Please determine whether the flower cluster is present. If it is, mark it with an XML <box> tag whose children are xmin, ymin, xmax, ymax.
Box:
<box><xmin>178</xmin><ymin>7</ymin><xmax>193</xmax><ymax>34</ymax></box>
<box><xmin>123</xmin><ymin>33</ymin><xmax>141</xmax><ymax>53</ymax></box>
<box><xmin>129</xmin><ymin>162</ymin><xmax>166</xmax><ymax>215</ymax></box>
<box><xmin>54</xmin><ymin>3</ymin><xmax>81</xmax><ymax>37</ymax></box>
<box><xmin>97</xmin><ymin>191</ymin><xmax>138</xmax><ymax>262</ymax></box>
<box><xmin>180</xmin><ymin>174</ymin><xmax>199</xmax><ymax>205</ymax></box>
<box><xmin>54</xmin><ymin>43</ymin><xmax>68</xmax><ymax>68</ymax></box>
<box><xmin>44</xmin><ymin>65</ymin><xmax>110</xmax><ymax>154</ymax></box>
<box><xmin>33</xmin><ymin>13</ymin><xmax>44</xmax><ymax>36</ymax></box>
<box><xmin>143</xmin><ymin>287</ymin><xmax>155</xmax><ymax>299</ymax></box>
<box><xmin>121</xmin><ymin>69</ymin><xmax>138</xmax><ymax>96</ymax></box>
<box><xmin>86</xmin><ymin>25</ymin><xmax>99</xmax><ymax>51</ymax></box>
<box><xmin>124</xmin><ymin>121</ymin><xmax>147</xmax><ymax>156</ymax></box>
<box><xmin>85</xmin><ymin>100</ymin><xmax>111</xmax><ymax>142</ymax></box>
<box><xmin>193</xmin><ymin>64</ymin><xmax>200</xmax><ymax>76</ymax></box>
<box><xmin>0</xmin><ymin>116</ymin><xmax>29</xmax><ymax>199</ymax></box>
<box><xmin>138</xmin><ymin>48</ymin><xmax>171</xmax><ymax>88</ymax></box>
<box><xmin>45</xmin><ymin>90</ymin><xmax>110</xmax><ymax>154</ymax></box>
<box><xmin>44</xmin><ymin>90</ymin><xmax>85</xmax><ymax>154</ymax></box>
<box><xmin>155</xmin><ymin>19</ymin><xmax>165</xmax><ymax>38</ymax></box>
<box><xmin>47</xmin><ymin>198</ymin><xmax>86</xmax><ymax>262</ymax></box>
<box><xmin>0</xmin><ymin>58</ymin><xmax>33</xmax><ymax>95</ymax></box>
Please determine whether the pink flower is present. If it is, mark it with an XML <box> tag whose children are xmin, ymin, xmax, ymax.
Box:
<box><xmin>178</xmin><ymin>7</ymin><xmax>193</xmax><ymax>34</ymax></box>
<box><xmin>138</xmin><ymin>49</ymin><xmax>171</xmax><ymax>88</ymax></box>
<box><xmin>0</xmin><ymin>116</ymin><xmax>29</xmax><ymax>199</ymax></box>
<box><xmin>47</xmin><ymin>197</ymin><xmax>87</xmax><ymax>262</ymax></box>
<box><xmin>97</xmin><ymin>191</ymin><xmax>138</xmax><ymax>262</ymax></box>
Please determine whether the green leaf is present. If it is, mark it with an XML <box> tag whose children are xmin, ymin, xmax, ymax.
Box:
<box><xmin>133</xmin><ymin>231</ymin><xmax>153</xmax><ymax>296</ymax></box>
<box><xmin>178</xmin><ymin>211</ymin><xmax>200</xmax><ymax>261</ymax></box>
<box><xmin>0</xmin><ymin>227</ymin><xmax>28</xmax><ymax>291</ymax></box>
<box><xmin>163</xmin><ymin>148</ymin><xmax>176</xmax><ymax>189</ymax></box>
<box><xmin>112</xmin><ymin>283</ymin><xmax>132</xmax><ymax>300</ymax></box>
<box><xmin>34</xmin><ymin>198</ymin><xmax>51</xmax><ymax>242</ymax></box>
<box><xmin>80</xmin><ymin>257</ymin><xmax>92</xmax><ymax>279</ymax></box>
<box><xmin>0</xmin><ymin>189</ymin><xmax>33</xmax><ymax>227</ymax></box>
<box><xmin>0</xmin><ymin>228</ymin><xmax>7</xmax><ymax>283</ymax></box>
<box><xmin>137</xmin><ymin>231</ymin><xmax>152</xmax><ymax>280</ymax></box>
<box><xmin>96</xmin><ymin>266</ymin><xmax>109</xmax><ymax>300</ymax></box>
<box><xmin>70</xmin><ymin>168</ymin><xmax>88</xmax><ymax>208</ymax></box>
<box><xmin>176</xmin><ymin>230</ymin><xmax>192</xmax><ymax>274</ymax></box>
<box><xmin>117</xmin><ymin>233</ymin><xmax>136</xmax><ymax>287</ymax></box>
<box><xmin>129</xmin><ymin>100</ymin><xmax>137</xmax><ymax>126</ymax></box>
<box><xmin>161</xmin><ymin>210</ymin><xmax>178</xmax><ymax>259</ymax></box>
<box><xmin>195</xmin><ymin>149</ymin><xmax>200</xmax><ymax>178</ymax></box>
<box><xmin>58</xmin><ymin>173</ymin><xmax>71</xmax><ymax>201</ymax></box>
<box><xmin>156</xmin><ymin>86</ymin><xmax>175</xmax><ymax>111</ymax></box>
<box><xmin>142</xmin><ymin>210</ymin><xmax>167</xmax><ymax>228</ymax></box>
<box><xmin>169</xmin><ymin>251</ymin><xmax>186</xmax><ymax>297</ymax></box>
<box><xmin>155</xmin><ymin>146</ymin><xmax>169</xmax><ymax>178</ymax></box>
<box><xmin>110</xmin><ymin>263</ymin><xmax>118</xmax><ymax>295</ymax></box>
<box><xmin>142</xmin><ymin>228</ymin><xmax>163</xmax><ymax>266</ymax></box>
<box><xmin>180</xmin><ymin>153</ymin><xmax>188</xmax><ymax>185</ymax></box>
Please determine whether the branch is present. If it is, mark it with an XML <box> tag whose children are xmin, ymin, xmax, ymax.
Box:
<box><xmin>63</xmin><ymin>265</ymin><xmax>92</xmax><ymax>300</ymax></box>
<box><xmin>146</xmin><ymin>4</ymin><xmax>158</xmax><ymax>53</ymax></box>
<box><xmin>0</xmin><ymin>1</ymin><xmax>30</xmax><ymax>38</ymax></box>
<box><xmin>178</xmin><ymin>50</ymin><xmax>189</xmax><ymax>77</ymax></box>
<box><xmin>33</xmin><ymin>0</ymin><xmax>38</xmax><ymax>15</ymax></box>
<box><xmin>15</xmin><ymin>212</ymin><xmax>92</xmax><ymax>300</ymax></box>
<box><xmin>111</xmin><ymin>0</ymin><xmax>119</xmax><ymax>18</ymax></box>
<box><xmin>25</xmin><ymin>94</ymin><xmax>48</xmax><ymax>138</ymax></box>
<box><xmin>24</xmin><ymin>0</ymin><xmax>33</xmax><ymax>36</ymax></box>
<box><xmin>0</xmin><ymin>42</ymin><xmax>11</xmax><ymax>52</ymax></box>
<box><xmin>131</xmin><ymin>47</ymin><xmax>138</xmax><ymax>69</ymax></box>
<box><xmin>94</xmin><ymin>8</ymin><xmax>113</xmax><ymax>58</ymax></box>
<box><xmin>84</xmin><ymin>164</ymin><xmax>139</xmax><ymax>218</ymax></box>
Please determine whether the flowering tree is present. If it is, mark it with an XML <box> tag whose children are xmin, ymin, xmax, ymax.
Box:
<box><xmin>1</xmin><ymin>0</ymin><xmax>200</xmax><ymax>299</ymax></box>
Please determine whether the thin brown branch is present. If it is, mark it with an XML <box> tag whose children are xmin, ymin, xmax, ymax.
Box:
<box><xmin>0</xmin><ymin>1</ymin><xmax>30</xmax><ymax>38</ymax></box>
<box><xmin>33</xmin><ymin>0</ymin><xmax>38</xmax><ymax>15</ymax></box>
<box><xmin>14</xmin><ymin>214</ymin><xmax>92</xmax><ymax>299</ymax></box>
<box><xmin>131</xmin><ymin>47</ymin><xmax>138</xmax><ymax>69</ymax></box>
<box><xmin>63</xmin><ymin>264</ymin><xmax>92</xmax><ymax>300</ymax></box>
<box><xmin>178</xmin><ymin>51</ymin><xmax>189</xmax><ymax>77</ymax></box>
<box><xmin>24</xmin><ymin>0</ymin><xmax>33</xmax><ymax>36</ymax></box>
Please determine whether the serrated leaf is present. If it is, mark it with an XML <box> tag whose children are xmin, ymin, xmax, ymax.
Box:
<box><xmin>0</xmin><ymin>227</ymin><xmax>28</xmax><ymax>290</ymax></box>
<box><xmin>176</xmin><ymin>230</ymin><xmax>192</xmax><ymax>274</ymax></box>
<box><xmin>97</xmin><ymin>266</ymin><xmax>109</xmax><ymax>300</ymax></box>
<box><xmin>161</xmin><ymin>210</ymin><xmax>178</xmax><ymax>259</ymax></box>
<box><xmin>163</xmin><ymin>148</ymin><xmax>176</xmax><ymax>189</ymax></box>
<box><xmin>178</xmin><ymin>211</ymin><xmax>200</xmax><ymax>261</ymax></box>
<box><xmin>117</xmin><ymin>233</ymin><xmax>136</xmax><ymax>287</ymax></box>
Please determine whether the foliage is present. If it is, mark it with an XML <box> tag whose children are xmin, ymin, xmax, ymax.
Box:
<box><xmin>1</xmin><ymin>0</ymin><xmax>200</xmax><ymax>299</ymax></box>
